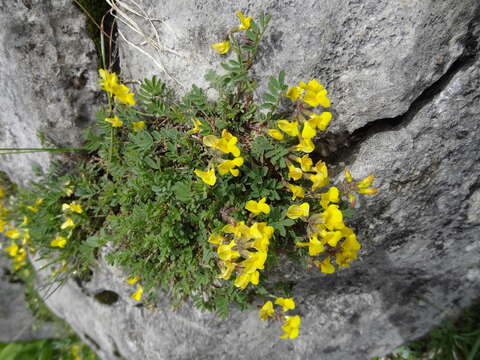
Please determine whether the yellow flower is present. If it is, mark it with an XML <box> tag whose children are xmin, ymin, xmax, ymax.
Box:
<box><xmin>188</xmin><ymin>119</ymin><xmax>202</xmax><ymax>134</ymax></box>
<box><xmin>5</xmin><ymin>228</ymin><xmax>20</xmax><ymax>240</ymax></box>
<box><xmin>211</xmin><ymin>41</ymin><xmax>230</xmax><ymax>54</ymax></box>
<box><xmin>280</xmin><ymin>315</ymin><xmax>301</xmax><ymax>339</ymax></box>
<box><xmin>315</xmin><ymin>256</ymin><xmax>335</xmax><ymax>274</ymax></box>
<box><xmin>300</xmin><ymin>79</ymin><xmax>330</xmax><ymax>108</ymax></box>
<box><xmin>287</xmin><ymin>183</ymin><xmax>305</xmax><ymax>200</ymax></box>
<box><xmin>277</xmin><ymin>120</ymin><xmax>299</xmax><ymax>137</ymax></box>
<box><xmin>241</xmin><ymin>251</ymin><xmax>267</xmax><ymax>274</ymax></box>
<box><xmin>275</xmin><ymin>297</ymin><xmax>295</xmax><ymax>312</ymax></box>
<box><xmin>217</xmin><ymin>240</ymin><xmax>240</xmax><ymax>262</ymax></box>
<box><xmin>322</xmin><ymin>204</ymin><xmax>345</xmax><ymax>231</ymax></box>
<box><xmin>132</xmin><ymin>121</ymin><xmax>145</xmax><ymax>132</ymax></box>
<box><xmin>127</xmin><ymin>276</ymin><xmax>140</xmax><ymax>285</ymax></box>
<box><xmin>259</xmin><ymin>301</ymin><xmax>275</xmax><ymax>320</ymax></box>
<box><xmin>309</xmin><ymin>112</ymin><xmax>332</xmax><ymax>131</ymax></box>
<box><xmin>236</xmin><ymin>11</ymin><xmax>252</xmax><ymax>30</ymax></box>
<box><xmin>4</xmin><ymin>243</ymin><xmax>19</xmax><ymax>257</ymax></box>
<box><xmin>60</xmin><ymin>217</ymin><xmax>75</xmax><ymax>230</ymax></box>
<box><xmin>296</xmin><ymin>234</ymin><xmax>325</xmax><ymax>256</ymax></box>
<box><xmin>320</xmin><ymin>186</ymin><xmax>340</xmax><ymax>209</ymax></box>
<box><xmin>218</xmin><ymin>157</ymin><xmax>244</xmax><ymax>177</ymax></box>
<box><xmin>222</xmin><ymin>221</ymin><xmax>251</xmax><ymax>239</ymax></box>
<box><xmin>285</xmin><ymin>86</ymin><xmax>304</xmax><ymax>102</ymax></box>
<box><xmin>287</xmin><ymin>203</ymin><xmax>310</xmax><ymax>219</ymax></box>
<box><xmin>268</xmin><ymin>129</ymin><xmax>284</xmax><ymax>140</ymax></box>
<box><xmin>245</xmin><ymin>197</ymin><xmax>270</xmax><ymax>215</ymax></box>
<box><xmin>113</xmin><ymin>84</ymin><xmax>136</xmax><ymax>106</ymax></box>
<box><xmin>98</xmin><ymin>69</ymin><xmax>119</xmax><ymax>95</ymax></box>
<box><xmin>105</xmin><ymin>116</ymin><xmax>123</xmax><ymax>127</ymax></box>
<box><xmin>194</xmin><ymin>168</ymin><xmax>217</xmax><ymax>186</ymax></box>
<box><xmin>131</xmin><ymin>285</ymin><xmax>143</xmax><ymax>301</ymax></box>
<box><xmin>294</xmin><ymin>136</ymin><xmax>315</xmax><ymax>153</ymax></box>
<box><xmin>301</xmin><ymin>121</ymin><xmax>316</xmax><ymax>140</ymax></box>
<box><xmin>250</xmin><ymin>222</ymin><xmax>274</xmax><ymax>252</ymax></box>
<box><xmin>344</xmin><ymin>168</ymin><xmax>353</xmax><ymax>183</ymax></box>
<box><xmin>309</xmin><ymin>161</ymin><xmax>329</xmax><ymax>191</ymax></box>
<box><xmin>318</xmin><ymin>229</ymin><xmax>343</xmax><ymax>247</ymax></box>
<box><xmin>288</xmin><ymin>163</ymin><xmax>303</xmax><ymax>181</ymax></box>
<box><xmin>26</xmin><ymin>205</ymin><xmax>38</xmax><ymax>213</ymax></box>
<box><xmin>234</xmin><ymin>270</ymin><xmax>259</xmax><ymax>289</ymax></box>
<box><xmin>62</xmin><ymin>202</ymin><xmax>83</xmax><ymax>214</ymax></box>
<box><xmin>14</xmin><ymin>248</ymin><xmax>26</xmax><ymax>263</ymax></box>
<box><xmin>218</xmin><ymin>261</ymin><xmax>236</xmax><ymax>280</ymax></box>
<box><xmin>50</xmin><ymin>236</ymin><xmax>67</xmax><ymax>248</ymax></box>
<box><xmin>294</xmin><ymin>155</ymin><xmax>313</xmax><ymax>172</ymax></box>
<box><xmin>219</xmin><ymin>130</ymin><xmax>241</xmax><ymax>157</ymax></box>
<box><xmin>0</xmin><ymin>186</ymin><xmax>5</xmax><ymax>197</ymax></box>
<box><xmin>208</xmin><ymin>233</ymin><xmax>224</xmax><ymax>245</ymax></box>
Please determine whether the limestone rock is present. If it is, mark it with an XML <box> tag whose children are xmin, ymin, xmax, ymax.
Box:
<box><xmin>0</xmin><ymin>255</ymin><xmax>59</xmax><ymax>342</ymax></box>
<box><xmin>0</xmin><ymin>0</ymin><xmax>100</xmax><ymax>186</ymax></box>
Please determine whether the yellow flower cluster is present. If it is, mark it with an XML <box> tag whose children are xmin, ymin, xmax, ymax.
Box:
<box><xmin>98</xmin><ymin>69</ymin><xmax>136</xmax><ymax>106</ymax></box>
<box><xmin>50</xmin><ymin>200</ymin><xmax>82</xmax><ymax>249</ymax></box>
<box><xmin>268</xmin><ymin>79</ymin><xmax>332</xmax><ymax>154</ymax></box>
<box><xmin>342</xmin><ymin>169</ymin><xmax>379</xmax><ymax>207</ymax></box>
<box><xmin>288</xmin><ymin>185</ymin><xmax>362</xmax><ymax>273</ymax></box>
<box><xmin>194</xmin><ymin>129</ymin><xmax>244</xmax><ymax>186</ymax></box>
<box><xmin>126</xmin><ymin>276</ymin><xmax>143</xmax><ymax>302</ymax></box>
<box><xmin>259</xmin><ymin>298</ymin><xmax>301</xmax><ymax>339</ymax></box>
<box><xmin>208</xmin><ymin>216</ymin><xmax>274</xmax><ymax>290</ymax></box>
<box><xmin>211</xmin><ymin>11</ymin><xmax>252</xmax><ymax>54</ymax></box>
<box><xmin>1</xmin><ymin>190</ymin><xmax>35</xmax><ymax>271</ymax></box>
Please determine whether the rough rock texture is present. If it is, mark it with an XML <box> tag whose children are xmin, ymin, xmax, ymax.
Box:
<box><xmin>27</xmin><ymin>1</ymin><xmax>480</xmax><ymax>360</ymax></box>
<box><xmin>0</xmin><ymin>0</ymin><xmax>100</xmax><ymax>185</ymax></box>
<box><xmin>0</xmin><ymin>255</ymin><xmax>59</xmax><ymax>342</ymax></box>
<box><xmin>117</xmin><ymin>0</ymin><xmax>477</xmax><ymax>132</ymax></box>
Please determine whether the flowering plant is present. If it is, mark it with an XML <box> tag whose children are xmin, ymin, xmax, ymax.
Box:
<box><xmin>1</xmin><ymin>12</ymin><xmax>378</xmax><ymax>340</ymax></box>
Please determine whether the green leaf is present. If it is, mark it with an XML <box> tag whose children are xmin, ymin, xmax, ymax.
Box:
<box><xmin>262</xmin><ymin>93</ymin><xmax>276</xmax><ymax>102</ymax></box>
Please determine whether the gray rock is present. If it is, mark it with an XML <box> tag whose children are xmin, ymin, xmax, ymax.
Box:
<box><xmin>117</xmin><ymin>0</ymin><xmax>477</xmax><ymax>132</ymax></box>
<box><xmin>34</xmin><ymin>4</ymin><xmax>480</xmax><ymax>359</ymax></box>
<box><xmin>0</xmin><ymin>255</ymin><xmax>59</xmax><ymax>342</ymax></box>
<box><xmin>0</xmin><ymin>0</ymin><xmax>100</xmax><ymax>186</ymax></box>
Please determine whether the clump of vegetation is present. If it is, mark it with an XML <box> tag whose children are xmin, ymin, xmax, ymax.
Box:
<box><xmin>1</xmin><ymin>11</ymin><xmax>378</xmax><ymax>340</ymax></box>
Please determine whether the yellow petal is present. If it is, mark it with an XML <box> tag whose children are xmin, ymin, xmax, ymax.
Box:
<box><xmin>211</xmin><ymin>41</ymin><xmax>230</xmax><ymax>54</ymax></box>
<box><xmin>277</xmin><ymin>120</ymin><xmax>299</xmax><ymax>137</ymax></box>
<box><xmin>268</xmin><ymin>129</ymin><xmax>284</xmax><ymax>140</ymax></box>
<box><xmin>131</xmin><ymin>285</ymin><xmax>143</xmax><ymax>301</ymax></box>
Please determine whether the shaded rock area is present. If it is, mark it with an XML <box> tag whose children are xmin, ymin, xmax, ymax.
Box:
<box><xmin>0</xmin><ymin>0</ymin><xmax>100</xmax><ymax>185</ymax></box>
<box><xmin>0</xmin><ymin>255</ymin><xmax>59</xmax><ymax>342</ymax></box>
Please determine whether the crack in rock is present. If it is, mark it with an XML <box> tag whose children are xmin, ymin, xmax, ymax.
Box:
<box><xmin>327</xmin><ymin>14</ymin><xmax>480</xmax><ymax>167</ymax></box>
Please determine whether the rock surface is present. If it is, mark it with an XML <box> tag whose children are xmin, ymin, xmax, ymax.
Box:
<box><xmin>0</xmin><ymin>255</ymin><xmax>59</xmax><ymax>342</ymax></box>
<box><xmin>0</xmin><ymin>0</ymin><xmax>100</xmax><ymax>186</ymax></box>
<box><xmin>30</xmin><ymin>1</ymin><xmax>480</xmax><ymax>360</ymax></box>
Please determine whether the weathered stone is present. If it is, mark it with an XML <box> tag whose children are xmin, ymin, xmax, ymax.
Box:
<box><xmin>34</xmin><ymin>4</ymin><xmax>480</xmax><ymax>359</ymax></box>
<box><xmin>0</xmin><ymin>0</ymin><xmax>100</xmax><ymax>185</ymax></box>
<box><xmin>117</xmin><ymin>0</ymin><xmax>477</xmax><ymax>132</ymax></box>
<box><xmin>0</xmin><ymin>255</ymin><xmax>59</xmax><ymax>342</ymax></box>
